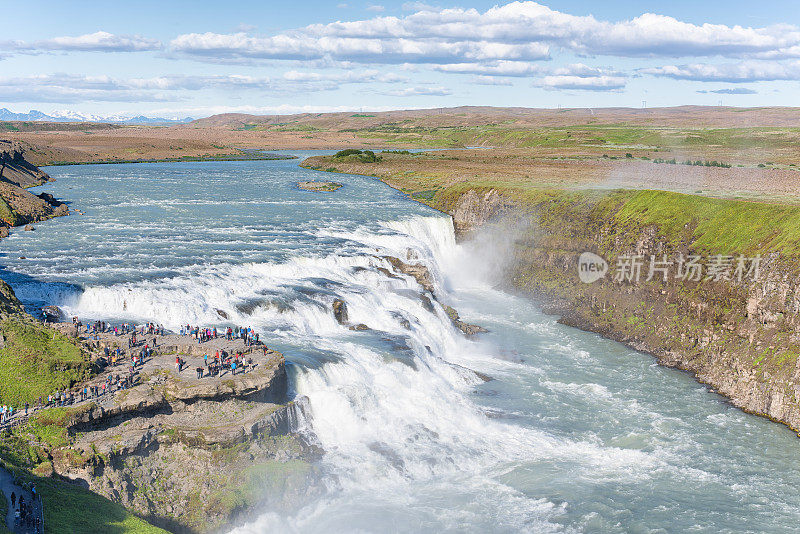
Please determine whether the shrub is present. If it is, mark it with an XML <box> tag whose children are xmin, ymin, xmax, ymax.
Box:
<box><xmin>334</xmin><ymin>149</ymin><xmax>362</xmax><ymax>158</ymax></box>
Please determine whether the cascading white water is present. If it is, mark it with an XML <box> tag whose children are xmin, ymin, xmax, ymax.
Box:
<box><xmin>8</xmin><ymin>158</ymin><xmax>800</xmax><ymax>533</ymax></box>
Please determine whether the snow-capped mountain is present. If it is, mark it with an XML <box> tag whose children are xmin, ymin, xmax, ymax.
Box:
<box><xmin>0</xmin><ymin>108</ymin><xmax>194</xmax><ymax>124</ymax></box>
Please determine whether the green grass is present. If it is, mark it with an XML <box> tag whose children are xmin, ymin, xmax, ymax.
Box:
<box><xmin>0</xmin><ymin>488</ymin><xmax>8</xmax><ymax>534</ymax></box>
<box><xmin>411</xmin><ymin>189</ymin><xmax>438</xmax><ymax>201</ymax></box>
<box><xmin>612</xmin><ymin>190</ymin><xmax>800</xmax><ymax>256</ymax></box>
<box><xmin>341</xmin><ymin>123</ymin><xmax>800</xmax><ymax>155</ymax></box>
<box><xmin>34</xmin><ymin>477</ymin><xmax>168</xmax><ymax>534</ymax></box>
<box><xmin>0</xmin><ymin>318</ymin><xmax>94</xmax><ymax>407</ymax></box>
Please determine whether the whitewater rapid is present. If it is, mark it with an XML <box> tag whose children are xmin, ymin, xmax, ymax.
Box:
<box><xmin>5</xmin><ymin>156</ymin><xmax>800</xmax><ymax>533</ymax></box>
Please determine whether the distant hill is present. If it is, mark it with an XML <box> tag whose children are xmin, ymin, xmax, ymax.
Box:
<box><xmin>188</xmin><ymin>105</ymin><xmax>800</xmax><ymax>130</ymax></box>
<box><xmin>0</xmin><ymin>108</ymin><xmax>193</xmax><ymax>125</ymax></box>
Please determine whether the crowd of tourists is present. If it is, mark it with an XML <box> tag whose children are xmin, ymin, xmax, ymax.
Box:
<box><xmin>0</xmin><ymin>319</ymin><xmax>266</xmax><ymax>429</ymax></box>
<box><xmin>189</xmin><ymin>349</ymin><xmax>255</xmax><ymax>379</ymax></box>
<box><xmin>181</xmin><ymin>324</ymin><xmax>260</xmax><ymax>346</ymax></box>
<box><xmin>9</xmin><ymin>487</ymin><xmax>41</xmax><ymax>532</ymax></box>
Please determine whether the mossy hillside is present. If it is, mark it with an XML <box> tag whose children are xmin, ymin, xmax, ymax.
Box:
<box><xmin>0</xmin><ymin>317</ymin><xmax>95</xmax><ymax>407</ymax></box>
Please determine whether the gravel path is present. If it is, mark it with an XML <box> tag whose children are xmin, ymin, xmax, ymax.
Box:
<box><xmin>0</xmin><ymin>467</ymin><xmax>41</xmax><ymax>533</ymax></box>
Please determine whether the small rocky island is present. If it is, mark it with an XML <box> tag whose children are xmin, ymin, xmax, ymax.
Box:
<box><xmin>297</xmin><ymin>180</ymin><xmax>343</xmax><ymax>192</ymax></box>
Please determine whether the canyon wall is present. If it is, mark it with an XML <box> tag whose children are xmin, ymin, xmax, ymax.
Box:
<box><xmin>447</xmin><ymin>188</ymin><xmax>800</xmax><ymax>434</ymax></box>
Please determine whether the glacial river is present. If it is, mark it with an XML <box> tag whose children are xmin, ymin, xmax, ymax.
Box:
<box><xmin>2</xmin><ymin>154</ymin><xmax>800</xmax><ymax>533</ymax></box>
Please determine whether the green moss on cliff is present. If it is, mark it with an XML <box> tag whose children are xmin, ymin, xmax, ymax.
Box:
<box><xmin>613</xmin><ymin>190</ymin><xmax>800</xmax><ymax>256</ymax></box>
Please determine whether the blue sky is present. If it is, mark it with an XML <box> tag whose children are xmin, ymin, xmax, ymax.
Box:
<box><xmin>2</xmin><ymin>1</ymin><xmax>800</xmax><ymax>118</ymax></box>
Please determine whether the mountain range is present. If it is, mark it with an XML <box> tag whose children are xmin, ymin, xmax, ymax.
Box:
<box><xmin>0</xmin><ymin>108</ymin><xmax>194</xmax><ymax>124</ymax></box>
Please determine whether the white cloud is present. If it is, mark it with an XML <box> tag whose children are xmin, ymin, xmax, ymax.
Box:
<box><xmin>432</xmin><ymin>60</ymin><xmax>543</xmax><ymax>77</ymax></box>
<box><xmin>0</xmin><ymin>71</ymin><xmax>405</xmax><ymax>104</ymax></box>
<box><xmin>296</xmin><ymin>2</ymin><xmax>800</xmax><ymax>59</ymax></box>
<box><xmin>366</xmin><ymin>4</ymin><xmax>385</xmax><ymax>12</ymax></box>
<box><xmin>642</xmin><ymin>60</ymin><xmax>800</xmax><ymax>82</ymax></box>
<box><xmin>537</xmin><ymin>74</ymin><xmax>626</xmax><ymax>92</ymax></box>
<box><xmin>382</xmin><ymin>85</ymin><xmax>452</xmax><ymax>96</ymax></box>
<box><xmin>164</xmin><ymin>1</ymin><xmax>800</xmax><ymax>82</ymax></box>
<box><xmin>170</xmin><ymin>31</ymin><xmax>549</xmax><ymax>64</ymax></box>
<box><xmin>3</xmin><ymin>31</ymin><xmax>161</xmax><ymax>52</ymax></box>
<box><xmin>473</xmin><ymin>75</ymin><xmax>513</xmax><ymax>86</ymax></box>
<box><xmin>697</xmin><ymin>88</ymin><xmax>757</xmax><ymax>94</ymax></box>
<box><xmin>534</xmin><ymin>64</ymin><xmax>627</xmax><ymax>91</ymax></box>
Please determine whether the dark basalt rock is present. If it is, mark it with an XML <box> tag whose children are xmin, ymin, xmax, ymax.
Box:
<box><xmin>332</xmin><ymin>298</ymin><xmax>349</xmax><ymax>324</ymax></box>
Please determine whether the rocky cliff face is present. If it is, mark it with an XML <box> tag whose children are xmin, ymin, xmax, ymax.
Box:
<box><xmin>28</xmin><ymin>358</ymin><xmax>313</xmax><ymax>533</ymax></box>
<box><xmin>0</xmin><ymin>139</ymin><xmax>67</xmax><ymax>235</ymax></box>
<box><xmin>0</xmin><ymin>140</ymin><xmax>51</xmax><ymax>187</ymax></box>
<box><xmin>446</xmin><ymin>187</ymin><xmax>800</xmax><ymax>435</ymax></box>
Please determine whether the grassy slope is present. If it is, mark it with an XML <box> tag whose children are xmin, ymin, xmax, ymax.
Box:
<box><xmin>0</xmin><ymin>282</ymin><xmax>165</xmax><ymax>533</ymax></box>
<box><xmin>345</xmin><ymin>124</ymin><xmax>800</xmax><ymax>166</ymax></box>
<box><xmin>37</xmin><ymin>477</ymin><xmax>168</xmax><ymax>534</ymax></box>
<box><xmin>0</xmin><ymin>318</ymin><xmax>95</xmax><ymax>407</ymax></box>
<box><xmin>0</xmin><ymin>409</ymin><xmax>167</xmax><ymax>534</ymax></box>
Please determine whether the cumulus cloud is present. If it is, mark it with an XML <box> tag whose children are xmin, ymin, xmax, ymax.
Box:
<box><xmin>170</xmin><ymin>31</ymin><xmax>550</xmax><ymax>64</ymax></box>
<box><xmin>697</xmin><ymin>88</ymin><xmax>757</xmax><ymax>94</ymax></box>
<box><xmin>642</xmin><ymin>60</ymin><xmax>800</xmax><ymax>82</ymax></box>
<box><xmin>2</xmin><ymin>31</ymin><xmax>161</xmax><ymax>52</ymax></box>
<box><xmin>213</xmin><ymin>2</ymin><xmax>800</xmax><ymax>62</ymax></box>
<box><xmin>163</xmin><ymin>1</ymin><xmax>800</xmax><ymax>86</ymax></box>
<box><xmin>535</xmin><ymin>63</ymin><xmax>627</xmax><ymax>91</ymax></box>
<box><xmin>536</xmin><ymin>75</ymin><xmax>626</xmax><ymax>91</ymax></box>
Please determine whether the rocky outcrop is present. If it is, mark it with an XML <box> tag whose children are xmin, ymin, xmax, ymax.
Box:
<box><xmin>297</xmin><ymin>181</ymin><xmax>342</xmax><ymax>192</ymax></box>
<box><xmin>449</xmin><ymin>188</ymin><xmax>513</xmax><ymax>238</ymax></box>
<box><xmin>0</xmin><ymin>140</ymin><xmax>50</xmax><ymax>188</ymax></box>
<box><xmin>442</xmin><ymin>305</ymin><xmax>488</xmax><ymax>337</ymax></box>
<box><xmin>332</xmin><ymin>298</ymin><xmax>349</xmax><ymax>324</ymax></box>
<box><xmin>0</xmin><ymin>139</ymin><xmax>67</xmax><ymax>234</ymax></box>
<box><xmin>23</xmin><ymin>355</ymin><xmax>314</xmax><ymax>533</ymax></box>
<box><xmin>382</xmin><ymin>256</ymin><xmax>435</xmax><ymax>293</ymax></box>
